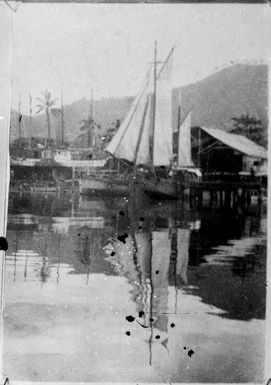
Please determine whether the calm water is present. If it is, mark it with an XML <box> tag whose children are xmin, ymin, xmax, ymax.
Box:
<box><xmin>3</xmin><ymin>191</ymin><xmax>267</xmax><ymax>382</ymax></box>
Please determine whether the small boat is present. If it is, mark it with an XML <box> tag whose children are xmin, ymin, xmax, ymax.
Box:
<box><xmin>78</xmin><ymin>170</ymin><xmax>131</xmax><ymax>195</ymax></box>
<box><xmin>10</xmin><ymin>157</ymin><xmax>41</xmax><ymax>167</ymax></box>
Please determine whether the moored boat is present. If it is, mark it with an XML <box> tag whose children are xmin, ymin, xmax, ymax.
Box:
<box><xmin>78</xmin><ymin>171</ymin><xmax>131</xmax><ymax>196</ymax></box>
<box><xmin>106</xmin><ymin>43</ymin><xmax>200</xmax><ymax>199</ymax></box>
<box><xmin>78</xmin><ymin>43</ymin><xmax>200</xmax><ymax>199</ymax></box>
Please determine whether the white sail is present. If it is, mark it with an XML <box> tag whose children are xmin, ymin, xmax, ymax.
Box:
<box><xmin>176</xmin><ymin>228</ymin><xmax>190</xmax><ymax>284</ymax></box>
<box><xmin>106</xmin><ymin>46</ymin><xmax>174</xmax><ymax>168</ymax></box>
<box><xmin>177</xmin><ymin>110</ymin><xmax>194</xmax><ymax>168</ymax></box>
<box><xmin>106</xmin><ymin>69</ymin><xmax>152</xmax><ymax>165</ymax></box>
<box><xmin>153</xmin><ymin>49</ymin><xmax>174</xmax><ymax>166</ymax></box>
<box><xmin>135</xmin><ymin>91</ymin><xmax>153</xmax><ymax>165</ymax></box>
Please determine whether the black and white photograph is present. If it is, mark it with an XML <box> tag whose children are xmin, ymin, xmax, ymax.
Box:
<box><xmin>0</xmin><ymin>1</ymin><xmax>270</xmax><ymax>383</ymax></box>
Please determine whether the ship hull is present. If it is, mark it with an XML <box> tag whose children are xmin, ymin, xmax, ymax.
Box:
<box><xmin>55</xmin><ymin>159</ymin><xmax>107</xmax><ymax>168</ymax></box>
<box><xmin>78</xmin><ymin>173</ymin><xmax>180</xmax><ymax>200</ymax></box>
<box><xmin>142</xmin><ymin>178</ymin><xmax>179</xmax><ymax>199</ymax></box>
<box><xmin>79</xmin><ymin>177</ymin><xmax>130</xmax><ymax>196</ymax></box>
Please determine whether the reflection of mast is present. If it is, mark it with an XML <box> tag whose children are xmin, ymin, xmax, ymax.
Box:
<box><xmin>83</xmin><ymin>235</ymin><xmax>90</xmax><ymax>285</ymax></box>
<box><xmin>13</xmin><ymin>238</ymin><xmax>18</xmax><ymax>282</ymax></box>
<box><xmin>134</xmin><ymin>232</ymin><xmax>151</xmax><ymax>319</ymax></box>
<box><xmin>173</xmin><ymin>226</ymin><xmax>191</xmax><ymax>312</ymax></box>
<box><xmin>85</xmin><ymin>266</ymin><xmax>90</xmax><ymax>285</ymax></box>
<box><xmin>148</xmin><ymin>227</ymin><xmax>172</xmax><ymax>364</ymax></box>
<box><xmin>172</xmin><ymin>223</ymin><xmax>179</xmax><ymax>314</ymax></box>
<box><xmin>176</xmin><ymin>228</ymin><xmax>190</xmax><ymax>284</ymax></box>
<box><xmin>40</xmin><ymin>237</ymin><xmax>50</xmax><ymax>285</ymax></box>
<box><xmin>148</xmin><ymin>231</ymin><xmax>154</xmax><ymax>366</ymax></box>
<box><xmin>75</xmin><ymin>232</ymin><xmax>91</xmax><ymax>285</ymax></box>
<box><xmin>56</xmin><ymin>234</ymin><xmax>61</xmax><ymax>284</ymax></box>
<box><xmin>152</xmin><ymin>231</ymin><xmax>171</xmax><ymax>332</ymax></box>
<box><xmin>24</xmin><ymin>252</ymin><xmax>28</xmax><ymax>281</ymax></box>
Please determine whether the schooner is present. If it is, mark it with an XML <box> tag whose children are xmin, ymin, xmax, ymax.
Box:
<box><xmin>106</xmin><ymin>42</ymin><xmax>198</xmax><ymax>199</ymax></box>
<box><xmin>79</xmin><ymin>43</ymin><xmax>199</xmax><ymax>198</ymax></box>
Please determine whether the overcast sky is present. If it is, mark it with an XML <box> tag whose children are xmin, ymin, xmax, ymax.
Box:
<box><xmin>7</xmin><ymin>3</ymin><xmax>271</xmax><ymax>113</ymax></box>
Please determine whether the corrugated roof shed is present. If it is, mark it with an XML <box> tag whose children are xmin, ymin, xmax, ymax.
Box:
<box><xmin>199</xmin><ymin>127</ymin><xmax>268</xmax><ymax>159</ymax></box>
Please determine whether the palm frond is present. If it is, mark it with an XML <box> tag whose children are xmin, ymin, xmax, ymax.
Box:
<box><xmin>48</xmin><ymin>98</ymin><xmax>57</xmax><ymax>107</ymax></box>
<box><xmin>44</xmin><ymin>90</ymin><xmax>51</xmax><ymax>101</ymax></box>
<box><xmin>36</xmin><ymin>107</ymin><xmax>44</xmax><ymax>114</ymax></box>
<box><xmin>36</xmin><ymin>97</ymin><xmax>45</xmax><ymax>104</ymax></box>
<box><xmin>51</xmin><ymin>108</ymin><xmax>62</xmax><ymax>117</ymax></box>
<box><xmin>79</xmin><ymin>119</ymin><xmax>88</xmax><ymax>124</ymax></box>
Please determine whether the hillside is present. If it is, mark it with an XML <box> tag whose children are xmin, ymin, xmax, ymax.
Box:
<box><xmin>172</xmin><ymin>64</ymin><xmax>268</xmax><ymax>134</ymax></box>
<box><xmin>10</xmin><ymin>64</ymin><xmax>268</xmax><ymax>145</ymax></box>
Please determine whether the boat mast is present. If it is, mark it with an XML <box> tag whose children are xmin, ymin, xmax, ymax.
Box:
<box><xmin>29</xmin><ymin>94</ymin><xmax>32</xmax><ymax>149</ymax></box>
<box><xmin>90</xmin><ymin>89</ymin><xmax>94</xmax><ymax>147</ymax></box>
<box><xmin>150</xmin><ymin>41</ymin><xmax>157</xmax><ymax>167</ymax></box>
<box><xmin>61</xmin><ymin>90</ymin><xmax>64</xmax><ymax>145</ymax></box>
<box><xmin>177</xmin><ymin>91</ymin><xmax>181</xmax><ymax>166</ymax></box>
<box><xmin>198</xmin><ymin>127</ymin><xmax>201</xmax><ymax>168</ymax></box>
<box><xmin>18</xmin><ymin>94</ymin><xmax>22</xmax><ymax>139</ymax></box>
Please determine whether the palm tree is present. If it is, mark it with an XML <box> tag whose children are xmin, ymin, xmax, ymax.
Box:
<box><xmin>79</xmin><ymin>116</ymin><xmax>93</xmax><ymax>147</ymax></box>
<box><xmin>103</xmin><ymin>119</ymin><xmax>121</xmax><ymax>145</ymax></box>
<box><xmin>79</xmin><ymin>116</ymin><xmax>101</xmax><ymax>147</ymax></box>
<box><xmin>36</xmin><ymin>90</ymin><xmax>58</xmax><ymax>142</ymax></box>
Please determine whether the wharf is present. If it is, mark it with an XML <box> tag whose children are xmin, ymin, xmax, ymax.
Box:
<box><xmin>187</xmin><ymin>179</ymin><xmax>266</xmax><ymax>208</ymax></box>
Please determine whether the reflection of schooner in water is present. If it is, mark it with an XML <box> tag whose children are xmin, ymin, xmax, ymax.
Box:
<box><xmin>104</xmin><ymin>210</ymin><xmax>192</xmax><ymax>361</ymax></box>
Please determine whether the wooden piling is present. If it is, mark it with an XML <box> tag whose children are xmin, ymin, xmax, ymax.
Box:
<box><xmin>225</xmin><ymin>190</ymin><xmax>231</xmax><ymax>208</ymax></box>
<box><xmin>197</xmin><ymin>190</ymin><xmax>203</xmax><ymax>209</ymax></box>
<box><xmin>219</xmin><ymin>190</ymin><xmax>223</xmax><ymax>207</ymax></box>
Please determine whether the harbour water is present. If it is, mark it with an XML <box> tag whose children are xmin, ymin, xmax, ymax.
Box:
<box><xmin>2</xmin><ymin>191</ymin><xmax>267</xmax><ymax>382</ymax></box>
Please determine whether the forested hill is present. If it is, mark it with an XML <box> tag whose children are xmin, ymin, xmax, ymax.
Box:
<box><xmin>10</xmin><ymin>64</ymin><xmax>268</xmax><ymax>146</ymax></box>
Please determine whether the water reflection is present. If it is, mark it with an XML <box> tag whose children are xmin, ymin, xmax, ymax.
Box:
<box><xmin>4</xmin><ymin>192</ymin><xmax>267</xmax><ymax>382</ymax></box>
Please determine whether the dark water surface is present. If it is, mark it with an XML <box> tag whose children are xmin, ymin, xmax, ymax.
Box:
<box><xmin>3</xmin><ymin>192</ymin><xmax>267</xmax><ymax>382</ymax></box>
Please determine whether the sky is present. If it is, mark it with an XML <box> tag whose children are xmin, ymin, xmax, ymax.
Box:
<box><xmin>2</xmin><ymin>2</ymin><xmax>270</xmax><ymax>113</ymax></box>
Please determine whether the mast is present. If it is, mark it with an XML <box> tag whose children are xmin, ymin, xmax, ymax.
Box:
<box><xmin>198</xmin><ymin>127</ymin><xmax>201</xmax><ymax>168</ymax></box>
<box><xmin>150</xmin><ymin>41</ymin><xmax>157</xmax><ymax>166</ymax></box>
<box><xmin>18</xmin><ymin>94</ymin><xmax>22</xmax><ymax>139</ymax></box>
<box><xmin>29</xmin><ymin>94</ymin><xmax>32</xmax><ymax>149</ymax></box>
<box><xmin>176</xmin><ymin>88</ymin><xmax>181</xmax><ymax>165</ymax></box>
<box><xmin>89</xmin><ymin>89</ymin><xmax>94</xmax><ymax>147</ymax></box>
<box><xmin>61</xmin><ymin>90</ymin><xmax>64</xmax><ymax>145</ymax></box>
<box><xmin>177</xmin><ymin>103</ymin><xmax>181</xmax><ymax>166</ymax></box>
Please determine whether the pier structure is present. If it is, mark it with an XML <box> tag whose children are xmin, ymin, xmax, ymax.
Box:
<box><xmin>179</xmin><ymin>125</ymin><xmax>268</xmax><ymax>209</ymax></box>
<box><xmin>187</xmin><ymin>180</ymin><xmax>265</xmax><ymax>210</ymax></box>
